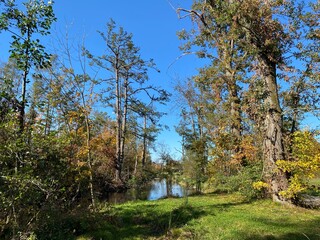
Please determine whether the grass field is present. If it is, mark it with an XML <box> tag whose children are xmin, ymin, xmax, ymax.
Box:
<box><xmin>72</xmin><ymin>193</ymin><xmax>320</xmax><ymax>240</ymax></box>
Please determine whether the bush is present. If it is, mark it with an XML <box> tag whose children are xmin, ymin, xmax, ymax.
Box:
<box><xmin>277</xmin><ymin>131</ymin><xmax>320</xmax><ymax>198</ymax></box>
<box><xmin>209</xmin><ymin>162</ymin><xmax>265</xmax><ymax>200</ymax></box>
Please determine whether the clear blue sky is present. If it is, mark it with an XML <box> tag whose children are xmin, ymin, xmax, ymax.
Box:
<box><xmin>51</xmin><ymin>0</ymin><xmax>206</xmax><ymax>160</ymax></box>
<box><xmin>0</xmin><ymin>0</ymin><xmax>206</xmax><ymax>160</ymax></box>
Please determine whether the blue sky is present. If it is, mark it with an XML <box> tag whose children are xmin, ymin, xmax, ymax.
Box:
<box><xmin>1</xmin><ymin>1</ymin><xmax>318</xmax><ymax>159</ymax></box>
<box><xmin>51</xmin><ymin>0</ymin><xmax>205</xmax><ymax>159</ymax></box>
<box><xmin>0</xmin><ymin>0</ymin><xmax>204</xmax><ymax>160</ymax></box>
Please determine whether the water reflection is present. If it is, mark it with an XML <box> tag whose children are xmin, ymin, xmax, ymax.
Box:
<box><xmin>148</xmin><ymin>179</ymin><xmax>184</xmax><ymax>200</ymax></box>
<box><xmin>106</xmin><ymin>179</ymin><xmax>185</xmax><ymax>204</ymax></box>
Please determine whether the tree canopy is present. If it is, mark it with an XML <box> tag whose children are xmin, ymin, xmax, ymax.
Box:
<box><xmin>0</xmin><ymin>0</ymin><xmax>319</xmax><ymax>238</ymax></box>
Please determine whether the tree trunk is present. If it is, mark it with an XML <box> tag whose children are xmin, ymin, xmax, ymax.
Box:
<box><xmin>133</xmin><ymin>155</ymin><xmax>138</xmax><ymax>177</ymax></box>
<box><xmin>81</xmin><ymin>92</ymin><xmax>95</xmax><ymax>209</ymax></box>
<box><xmin>229</xmin><ymin>84</ymin><xmax>241</xmax><ymax>143</ymax></box>
<box><xmin>141</xmin><ymin>114</ymin><xmax>147</xmax><ymax>167</ymax></box>
<box><xmin>44</xmin><ymin>100</ymin><xmax>51</xmax><ymax>135</ymax></box>
<box><xmin>228</xmin><ymin>77</ymin><xmax>242</xmax><ymax>157</ymax></box>
<box><xmin>19</xmin><ymin>29</ymin><xmax>31</xmax><ymax>134</ymax></box>
<box><xmin>115</xmin><ymin>65</ymin><xmax>122</xmax><ymax>182</ymax></box>
<box><xmin>295</xmin><ymin>194</ymin><xmax>320</xmax><ymax>209</ymax></box>
<box><xmin>225</xmin><ymin>39</ymin><xmax>242</xmax><ymax>156</ymax></box>
<box><xmin>119</xmin><ymin>75</ymin><xmax>129</xmax><ymax>181</ymax></box>
<box><xmin>260</xmin><ymin>57</ymin><xmax>289</xmax><ymax>202</ymax></box>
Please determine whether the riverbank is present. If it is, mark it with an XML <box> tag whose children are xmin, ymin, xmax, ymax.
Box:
<box><xmin>56</xmin><ymin>193</ymin><xmax>320</xmax><ymax>240</ymax></box>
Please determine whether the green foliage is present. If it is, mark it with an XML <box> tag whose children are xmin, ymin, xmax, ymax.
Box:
<box><xmin>1</xmin><ymin>0</ymin><xmax>319</xmax><ymax>239</ymax></box>
<box><xmin>86</xmin><ymin>19</ymin><xmax>169</xmax><ymax>182</ymax></box>
<box><xmin>4</xmin><ymin>0</ymin><xmax>56</xmax><ymax>70</ymax></box>
<box><xmin>29</xmin><ymin>193</ymin><xmax>320</xmax><ymax>239</ymax></box>
<box><xmin>0</xmin><ymin>114</ymin><xmax>94</xmax><ymax>238</ymax></box>
<box><xmin>181</xmin><ymin>147</ymin><xmax>208</xmax><ymax>193</ymax></box>
<box><xmin>277</xmin><ymin>131</ymin><xmax>320</xmax><ymax>198</ymax></box>
<box><xmin>208</xmin><ymin>162</ymin><xmax>265</xmax><ymax>200</ymax></box>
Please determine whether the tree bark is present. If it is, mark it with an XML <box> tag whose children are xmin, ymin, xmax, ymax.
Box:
<box><xmin>259</xmin><ymin>56</ymin><xmax>289</xmax><ymax>202</ymax></box>
<box><xmin>119</xmin><ymin>75</ymin><xmax>129</xmax><ymax>179</ymax></box>
<box><xmin>81</xmin><ymin>92</ymin><xmax>95</xmax><ymax>209</ymax></box>
<box><xmin>141</xmin><ymin>114</ymin><xmax>147</xmax><ymax>167</ymax></box>
<box><xmin>295</xmin><ymin>194</ymin><xmax>320</xmax><ymax>209</ymax></box>
<box><xmin>19</xmin><ymin>28</ymin><xmax>31</xmax><ymax>134</ymax></box>
<box><xmin>115</xmin><ymin>62</ymin><xmax>122</xmax><ymax>182</ymax></box>
<box><xmin>229</xmin><ymin>83</ymin><xmax>241</xmax><ymax>144</ymax></box>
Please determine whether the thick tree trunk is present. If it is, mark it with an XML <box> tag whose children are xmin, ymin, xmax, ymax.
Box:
<box><xmin>260</xmin><ymin>57</ymin><xmax>289</xmax><ymax>202</ymax></box>
<box><xmin>225</xmin><ymin>39</ymin><xmax>242</xmax><ymax>156</ymax></box>
<box><xmin>229</xmin><ymin>81</ymin><xmax>241</xmax><ymax>153</ymax></box>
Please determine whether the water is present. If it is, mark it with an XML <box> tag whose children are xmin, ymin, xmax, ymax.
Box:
<box><xmin>148</xmin><ymin>179</ymin><xmax>185</xmax><ymax>200</ymax></box>
<box><xmin>106</xmin><ymin>179</ymin><xmax>186</xmax><ymax>204</ymax></box>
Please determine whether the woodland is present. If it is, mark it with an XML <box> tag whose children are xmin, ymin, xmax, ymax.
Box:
<box><xmin>0</xmin><ymin>0</ymin><xmax>319</xmax><ymax>239</ymax></box>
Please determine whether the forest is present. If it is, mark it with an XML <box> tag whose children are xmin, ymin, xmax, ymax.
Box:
<box><xmin>0</xmin><ymin>0</ymin><xmax>319</xmax><ymax>239</ymax></box>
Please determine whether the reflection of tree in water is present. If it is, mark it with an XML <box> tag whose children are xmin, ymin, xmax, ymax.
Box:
<box><xmin>166</xmin><ymin>177</ymin><xmax>173</xmax><ymax>197</ymax></box>
<box><xmin>149</xmin><ymin>179</ymin><xmax>185</xmax><ymax>200</ymax></box>
<box><xmin>106</xmin><ymin>179</ymin><xmax>185</xmax><ymax>203</ymax></box>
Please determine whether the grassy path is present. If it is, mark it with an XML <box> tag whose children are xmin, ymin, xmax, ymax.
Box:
<box><xmin>75</xmin><ymin>193</ymin><xmax>320</xmax><ymax>240</ymax></box>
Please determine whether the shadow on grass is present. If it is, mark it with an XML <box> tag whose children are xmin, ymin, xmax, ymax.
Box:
<box><xmin>238</xmin><ymin>216</ymin><xmax>320</xmax><ymax>240</ymax></box>
<box><xmin>63</xmin><ymin>198</ymin><xmax>245</xmax><ymax>240</ymax></box>
<box><xmin>36</xmin><ymin>195</ymin><xmax>320</xmax><ymax>240</ymax></box>
<box><xmin>105</xmin><ymin>200</ymin><xmax>249</xmax><ymax>239</ymax></box>
<box><xmin>104</xmin><ymin>203</ymin><xmax>206</xmax><ymax>239</ymax></box>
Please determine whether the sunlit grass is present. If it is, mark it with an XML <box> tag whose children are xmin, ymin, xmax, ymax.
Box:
<box><xmin>73</xmin><ymin>193</ymin><xmax>320</xmax><ymax>240</ymax></box>
<box><xmin>310</xmin><ymin>177</ymin><xmax>320</xmax><ymax>186</ymax></box>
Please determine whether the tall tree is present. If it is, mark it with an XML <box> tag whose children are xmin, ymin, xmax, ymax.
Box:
<box><xmin>51</xmin><ymin>31</ymin><xmax>99</xmax><ymax>208</ymax></box>
<box><xmin>177</xmin><ymin>0</ymin><xmax>319</xmax><ymax>202</ymax></box>
<box><xmin>87</xmin><ymin>20</ymin><xmax>169</xmax><ymax>182</ymax></box>
<box><xmin>177</xmin><ymin>0</ymin><xmax>249</xmax><ymax>158</ymax></box>
<box><xmin>175</xmin><ymin>79</ymin><xmax>208</xmax><ymax>192</ymax></box>
<box><xmin>1</xmin><ymin>0</ymin><xmax>56</xmax><ymax>133</ymax></box>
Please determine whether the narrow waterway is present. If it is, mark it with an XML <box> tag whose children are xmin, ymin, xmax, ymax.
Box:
<box><xmin>106</xmin><ymin>179</ymin><xmax>186</xmax><ymax>204</ymax></box>
<box><xmin>148</xmin><ymin>179</ymin><xmax>185</xmax><ymax>200</ymax></box>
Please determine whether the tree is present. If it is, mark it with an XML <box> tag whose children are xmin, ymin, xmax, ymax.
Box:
<box><xmin>236</xmin><ymin>0</ymin><xmax>318</xmax><ymax>202</ymax></box>
<box><xmin>50</xmin><ymin>31</ymin><xmax>99</xmax><ymax>208</ymax></box>
<box><xmin>1</xmin><ymin>0</ymin><xmax>56</xmax><ymax>133</ymax></box>
<box><xmin>176</xmin><ymin>0</ymin><xmax>319</xmax><ymax>202</ymax></box>
<box><xmin>0</xmin><ymin>60</ymin><xmax>22</xmax><ymax>123</ymax></box>
<box><xmin>157</xmin><ymin>147</ymin><xmax>181</xmax><ymax>197</ymax></box>
<box><xmin>238</xmin><ymin>1</ymin><xmax>319</xmax><ymax>200</ymax></box>
<box><xmin>175</xmin><ymin>78</ymin><xmax>208</xmax><ymax>192</ymax></box>
<box><xmin>177</xmin><ymin>0</ymin><xmax>250</xmax><ymax>159</ymax></box>
<box><xmin>87</xmin><ymin>20</ymin><xmax>169</xmax><ymax>182</ymax></box>
<box><xmin>281</xmin><ymin>1</ymin><xmax>320</xmax><ymax>153</ymax></box>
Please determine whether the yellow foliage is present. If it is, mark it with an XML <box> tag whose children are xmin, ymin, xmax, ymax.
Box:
<box><xmin>77</xmin><ymin>161</ymin><xmax>87</xmax><ymax>167</ymax></box>
<box><xmin>280</xmin><ymin>175</ymin><xmax>307</xmax><ymax>199</ymax></box>
<box><xmin>76</xmin><ymin>146</ymin><xmax>89</xmax><ymax>158</ymax></box>
<box><xmin>252</xmin><ymin>181</ymin><xmax>269</xmax><ymax>191</ymax></box>
<box><xmin>277</xmin><ymin>131</ymin><xmax>320</xmax><ymax>198</ymax></box>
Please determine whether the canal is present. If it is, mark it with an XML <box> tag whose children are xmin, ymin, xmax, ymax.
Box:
<box><xmin>106</xmin><ymin>179</ymin><xmax>187</xmax><ymax>204</ymax></box>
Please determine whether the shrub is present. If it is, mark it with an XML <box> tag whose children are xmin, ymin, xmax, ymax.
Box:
<box><xmin>277</xmin><ymin>131</ymin><xmax>320</xmax><ymax>198</ymax></box>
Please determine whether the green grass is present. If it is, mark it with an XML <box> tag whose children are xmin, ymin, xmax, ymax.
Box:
<box><xmin>70</xmin><ymin>193</ymin><xmax>320</xmax><ymax>240</ymax></box>
<box><xmin>310</xmin><ymin>177</ymin><xmax>320</xmax><ymax>186</ymax></box>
